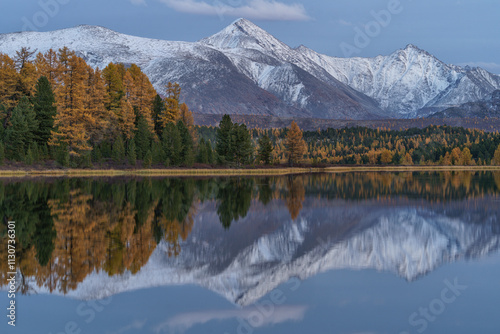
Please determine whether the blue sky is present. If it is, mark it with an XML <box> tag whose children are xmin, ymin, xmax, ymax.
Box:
<box><xmin>1</xmin><ymin>0</ymin><xmax>499</xmax><ymax>73</ymax></box>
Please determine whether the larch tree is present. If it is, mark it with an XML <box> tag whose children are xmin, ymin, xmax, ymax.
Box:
<box><xmin>285</xmin><ymin>121</ymin><xmax>307</xmax><ymax>166</ymax></box>
<box><xmin>50</xmin><ymin>52</ymin><xmax>92</xmax><ymax>157</ymax></box>
<box><xmin>179</xmin><ymin>103</ymin><xmax>197</xmax><ymax>144</ymax></box>
<box><xmin>0</xmin><ymin>53</ymin><xmax>20</xmax><ymax>111</ymax></box>
<box><xmin>493</xmin><ymin>144</ymin><xmax>500</xmax><ymax>166</ymax></box>
<box><xmin>160</xmin><ymin>82</ymin><xmax>181</xmax><ymax>128</ymax></box>
<box><xmin>102</xmin><ymin>63</ymin><xmax>124</xmax><ymax>111</ymax></box>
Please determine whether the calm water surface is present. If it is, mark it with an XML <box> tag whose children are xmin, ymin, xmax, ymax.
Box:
<box><xmin>1</xmin><ymin>172</ymin><xmax>500</xmax><ymax>334</ymax></box>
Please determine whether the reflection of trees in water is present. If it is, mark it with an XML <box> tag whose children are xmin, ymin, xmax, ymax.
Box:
<box><xmin>0</xmin><ymin>171</ymin><xmax>499</xmax><ymax>295</ymax></box>
<box><xmin>216</xmin><ymin>178</ymin><xmax>254</xmax><ymax>229</ymax></box>
<box><xmin>286</xmin><ymin>176</ymin><xmax>306</xmax><ymax>220</ymax></box>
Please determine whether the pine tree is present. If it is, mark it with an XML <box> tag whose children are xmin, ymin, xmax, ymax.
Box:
<box><xmin>257</xmin><ymin>135</ymin><xmax>273</xmax><ymax>165</ymax></box>
<box><xmin>163</xmin><ymin>122</ymin><xmax>182</xmax><ymax>166</ymax></box>
<box><xmin>143</xmin><ymin>150</ymin><xmax>152</xmax><ymax>168</ymax></box>
<box><xmin>285</xmin><ymin>121</ymin><xmax>307</xmax><ymax>167</ymax></box>
<box><xmin>33</xmin><ymin>76</ymin><xmax>57</xmax><ymax>146</ymax></box>
<box><xmin>233</xmin><ymin>124</ymin><xmax>253</xmax><ymax>166</ymax></box>
<box><xmin>152</xmin><ymin>94</ymin><xmax>165</xmax><ymax>137</ymax></box>
<box><xmin>127</xmin><ymin>139</ymin><xmax>137</xmax><ymax>166</ymax></box>
<box><xmin>205</xmin><ymin>140</ymin><xmax>214</xmax><ymax>164</ymax></box>
<box><xmin>216</xmin><ymin>115</ymin><xmax>233</xmax><ymax>164</ymax></box>
<box><xmin>112</xmin><ymin>135</ymin><xmax>125</xmax><ymax>163</ymax></box>
<box><xmin>197</xmin><ymin>138</ymin><xmax>208</xmax><ymax>164</ymax></box>
<box><xmin>135</xmin><ymin>115</ymin><xmax>151</xmax><ymax>160</ymax></box>
<box><xmin>178</xmin><ymin>120</ymin><xmax>194</xmax><ymax>166</ymax></box>
<box><xmin>5</xmin><ymin>97</ymin><xmax>34</xmax><ymax>160</ymax></box>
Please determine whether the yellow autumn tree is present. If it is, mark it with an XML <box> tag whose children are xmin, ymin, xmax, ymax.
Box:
<box><xmin>285</xmin><ymin>121</ymin><xmax>307</xmax><ymax>166</ymax></box>
<box><xmin>50</xmin><ymin>50</ymin><xmax>92</xmax><ymax>157</ymax></box>
<box><xmin>160</xmin><ymin>82</ymin><xmax>181</xmax><ymax>127</ymax></box>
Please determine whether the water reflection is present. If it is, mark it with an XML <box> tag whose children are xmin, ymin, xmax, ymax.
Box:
<box><xmin>0</xmin><ymin>172</ymin><xmax>499</xmax><ymax>303</ymax></box>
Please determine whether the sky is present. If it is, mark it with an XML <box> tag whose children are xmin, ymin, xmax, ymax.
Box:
<box><xmin>0</xmin><ymin>0</ymin><xmax>499</xmax><ymax>73</ymax></box>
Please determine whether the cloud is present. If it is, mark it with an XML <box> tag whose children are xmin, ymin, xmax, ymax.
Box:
<box><xmin>457</xmin><ymin>61</ymin><xmax>500</xmax><ymax>74</ymax></box>
<box><xmin>153</xmin><ymin>305</ymin><xmax>308</xmax><ymax>333</ymax></box>
<box><xmin>158</xmin><ymin>0</ymin><xmax>311</xmax><ymax>21</ymax></box>
<box><xmin>107</xmin><ymin>319</ymin><xmax>147</xmax><ymax>334</ymax></box>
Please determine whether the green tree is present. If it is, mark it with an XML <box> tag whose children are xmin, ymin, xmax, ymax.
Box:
<box><xmin>143</xmin><ymin>149</ymin><xmax>152</xmax><ymax>168</ymax></box>
<box><xmin>162</xmin><ymin>122</ymin><xmax>182</xmax><ymax>166</ymax></box>
<box><xmin>5</xmin><ymin>99</ymin><xmax>29</xmax><ymax>160</ymax></box>
<box><xmin>112</xmin><ymin>135</ymin><xmax>125</xmax><ymax>163</ymax></box>
<box><xmin>257</xmin><ymin>135</ymin><xmax>273</xmax><ymax>165</ymax></box>
<box><xmin>233</xmin><ymin>124</ymin><xmax>253</xmax><ymax>166</ymax></box>
<box><xmin>216</xmin><ymin>115</ymin><xmax>233</xmax><ymax>164</ymax></box>
<box><xmin>178</xmin><ymin>120</ymin><xmax>194</xmax><ymax>166</ymax></box>
<box><xmin>127</xmin><ymin>138</ymin><xmax>137</xmax><ymax>166</ymax></box>
<box><xmin>152</xmin><ymin>94</ymin><xmax>165</xmax><ymax>137</ymax></box>
<box><xmin>33</xmin><ymin>76</ymin><xmax>57</xmax><ymax>146</ymax></box>
<box><xmin>135</xmin><ymin>115</ymin><xmax>151</xmax><ymax>160</ymax></box>
<box><xmin>197</xmin><ymin>138</ymin><xmax>209</xmax><ymax>164</ymax></box>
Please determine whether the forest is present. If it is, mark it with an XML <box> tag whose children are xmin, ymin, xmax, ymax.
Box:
<box><xmin>1</xmin><ymin>47</ymin><xmax>500</xmax><ymax>168</ymax></box>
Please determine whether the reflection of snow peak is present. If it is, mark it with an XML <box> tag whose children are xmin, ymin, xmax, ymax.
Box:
<box><xmin>32</xmin><ymin>203</ymin><xmax>500</xmax><ymax>306</ymax></box>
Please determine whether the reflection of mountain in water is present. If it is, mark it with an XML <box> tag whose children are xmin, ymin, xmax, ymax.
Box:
<box><xmin>56</xmin><ymin>197</ymin><xmax>500</xmax><ymax>306</ymax></box>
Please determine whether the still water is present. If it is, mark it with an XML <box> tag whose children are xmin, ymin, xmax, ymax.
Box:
<box><xmin>1</xmin><ymin>172</ymin><xmax>500</xmax><ymax>334</ymax></box>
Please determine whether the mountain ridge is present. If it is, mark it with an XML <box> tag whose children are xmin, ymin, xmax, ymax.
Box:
<box><xmin>1</xmin><ymin>19</ymin><xmax>499</xmax><ymax>119</ymax></box>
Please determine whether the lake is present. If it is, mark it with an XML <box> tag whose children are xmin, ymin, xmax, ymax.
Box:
<box><xmin>1</xmin><ymin>172</ymin><xmax>500</xmax><ymax>334</ymax></box>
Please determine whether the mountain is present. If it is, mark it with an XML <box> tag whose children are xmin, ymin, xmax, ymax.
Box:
<box><xmin>430</xmin><ymin>90</ymin><xmax>500</xmax><ymax>118</ymax></box>
<box><xmin>23</xmin><ymin>198</ymin><xmax>500</xmax><ymax>306</ymax></box>
<box><xmin>1</xmin><ymin>19</ymin><xmax>500</xmax><ymax>119</ymax></box>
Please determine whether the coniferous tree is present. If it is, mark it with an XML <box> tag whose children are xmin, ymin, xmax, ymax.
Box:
<box><xmin>5</xmin><ymin>98</ymin><xmax>30</xmax><ymax>160</ymax></box>
<box><xmin>143</xmin><ymin>150</ymin><xmax>152</xmax><ymax>168</ymax></box>
<box><xmin>257</xmin><ymin>135</ymin><xmax>273</xmax><ymax>165</ymax></box>
<box><xmin>233</xmin><ymin>123</ymin><xmax>253</xmax><ymax>166</ymax></box>
<box><xmin>135</xmin><ymin>115</ymin><xmax>151</xmax><ymax>160</ymax></box>
<box><xmin>178</xmin><ymin>120</ymin><xmax>194</xmax><ymax>166</ymax></box>
<box><xmin>152</xmin><ymin>94</ymin><xmax>165</xmax><ymax>137</ymax></box>
<box><xmin>216</xmin><ymin>115</ymin><xmax>233</xmax><ymax>164</ymax></box>
<box><xmin>285</xmin><ymin>121</ymin><xmax>307</xmax><ymax>166</ymax></box>
<box><xmin>162</xmin><ymin>122</ymin><xmax>182</xmax><ymax>166</ymax></box>
<box><xmin>197</xmin><ymin>138</ymin><xmax>208</xmax><ymax>164</ymax></box>
<box><xmin>33</xmin><ymin>76</ymin><xmax>57</xmax><ymax>146</ymax></box>
<box><xmin>112</xmin><ymin>135</ymin><xmax>125</xmax><ymax>163</ymax></box>
<box><xmin>127</xmin><ymin>139</ymin><xmax>137</xmax><ymax>166</ymax></box>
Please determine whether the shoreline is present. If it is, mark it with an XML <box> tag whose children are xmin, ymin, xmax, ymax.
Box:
<box><xmin>0</xmin><ymin>166</ymin><xmax>499</xmax><ymax>178</ymax></box>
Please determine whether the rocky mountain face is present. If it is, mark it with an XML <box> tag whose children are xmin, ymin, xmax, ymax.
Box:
<box><xmin>1</xmin><ymin>19</ymin><xmax>499</xmax><ymax>119</ymax></box>
<box><xmin>28</xmin><ymin>198</ymin><xmax>500</xmax><ymax>306</ymax></box>
<box><xmin>430</xmin><ymin>90</ymin><xmax>500</xmax><ymax>118</ymax></box>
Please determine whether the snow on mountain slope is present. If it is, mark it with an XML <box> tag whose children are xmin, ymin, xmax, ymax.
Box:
<box><xmin>294</xmin><ymin>44</ymin><xmax>500</xmax><ymax>117</ymax></box>
<box><xmin>1</xmin><ymin>19</ymin><xmax>499</xmax><ymax>118</ymax></box>
<box><xmin>24</xmin><ymin>199</ymin><xmax>500</xmax><ymax>306</ymax></box>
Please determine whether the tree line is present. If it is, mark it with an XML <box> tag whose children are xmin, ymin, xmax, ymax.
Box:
<box><xmin>1</xmin><ymin>47</ymin><xmax>500</xmax><ymax>168</ymax></box>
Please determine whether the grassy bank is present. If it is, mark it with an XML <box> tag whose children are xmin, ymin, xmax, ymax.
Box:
<box><xmin>0</xmin><ymin>165</ymin><xmax>499</xmax><ymax>178</ymax></box>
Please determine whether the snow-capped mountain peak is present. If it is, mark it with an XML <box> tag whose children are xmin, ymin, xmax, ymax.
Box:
<box><xmin>200</xmin><ymin>18</ymin><xmax>291</xmax><ymax>55</ymax></box>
